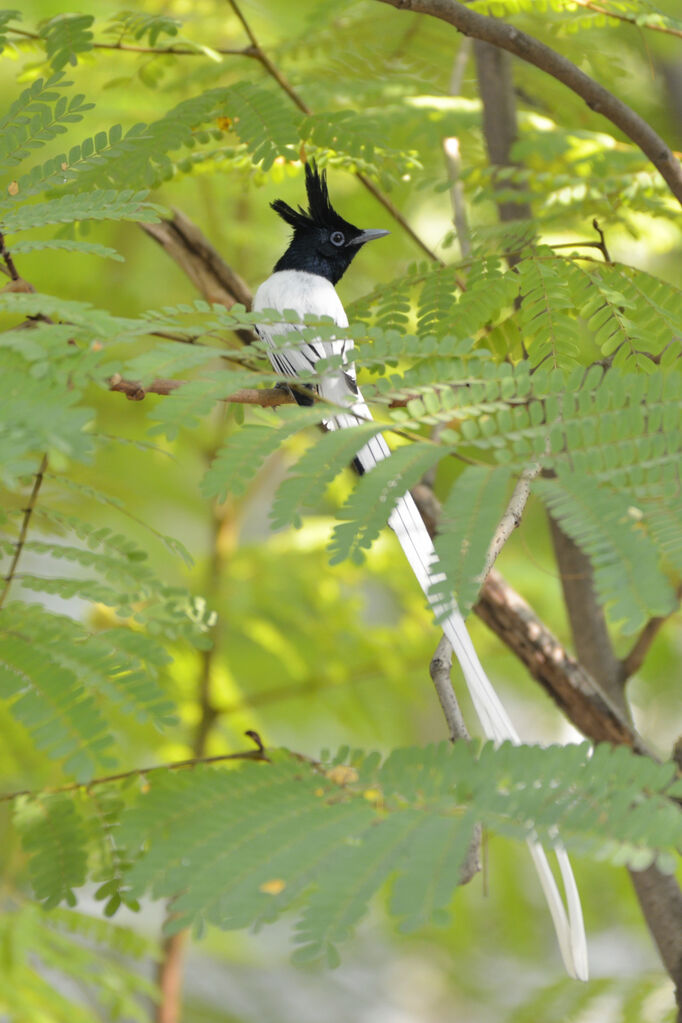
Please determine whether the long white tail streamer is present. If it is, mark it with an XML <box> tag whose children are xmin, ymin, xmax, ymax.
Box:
<box><xmin>328</xmin><ymin>397</ymin><xmax>588</xmax><ymax>981</ymax></box>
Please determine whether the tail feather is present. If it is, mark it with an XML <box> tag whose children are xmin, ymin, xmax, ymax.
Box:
<box><xmin>335</xmin><ymin>394</ymin><xmax>588</xmax><ymax>981</ymax></box>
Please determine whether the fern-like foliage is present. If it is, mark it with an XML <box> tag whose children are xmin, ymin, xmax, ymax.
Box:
<box><xmin>0</xmin><ymin>904</ymin><xmax>155</xmax><ymax>1021</ymax></box>
<box><xmin>432</xmin><ymin>466</ymin><xmax>513</xmax><ymax>616</ymax></box>
<box><xmin>0</xmin><ymin>73</ymin><xmax>94</xmax><ymax>177</ymax></box>
<box><xmin>13</xmin><ymin>742</ymin><xmax>679</xmax><ymax>964</ymax></box>
<box><xmin>105</xmin><ymin>11</ymin><xmax>181</xmax><ymax>47</ymax></box>
<box><xmin>1</xmin><ymin>188</ymin><xmax>163</xmax><ymax>233</ymax></box>
<box><xmin>39</xmin><ymin>14</ymin><xmax>94</xmax><ymax>70</ymax></box>
<box><xmin>329</xmin><ymin>442</ymin><xmax>443</xmax><ymax>565</ymax></box>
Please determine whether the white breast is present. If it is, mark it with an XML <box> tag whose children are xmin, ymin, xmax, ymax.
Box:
<box><xmin>253</xmin><ymin>270</ymin><xmax>349</xmax><ymax>327</ymax></box>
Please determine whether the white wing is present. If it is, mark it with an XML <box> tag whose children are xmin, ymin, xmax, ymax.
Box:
<box><xmin>254</xmin><ymin>268</ymin><xmax>588</xmax><ymax>981</ymax></box>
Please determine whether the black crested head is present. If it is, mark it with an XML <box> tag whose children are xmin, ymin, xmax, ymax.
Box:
<box><xmin>271</xmin><ymin>160</ymin><xmax>389</xmax><ymax>285</ymax></box>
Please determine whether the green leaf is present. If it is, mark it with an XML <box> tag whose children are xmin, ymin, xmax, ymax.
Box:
<box><xmin>18</xmin><ymin>796</ymin><xmax>89</xmax><ymax>906</ymax></box>
<box><xmin>329</xmin><ymin>441</ymin><xmax>443</xmax><ymax>565</ymax></box>
<box><xmin>271</xmin><ymin>422</ymin><xmax>387</xmax><ymax>530</ymax></box>
<box><xmin>536</xmin><ymin>471</ymin><xmax>678</xmax><ymax>633</ymax></box>
<box><xmin>202</xmin><ymin>406</ymin><xmax>322</xmax><ymax>502</ymax></box>
<box><xmin>432</xmin><ymin>465</ymin><xmax>513</xmax><ymax>616</ymax></box>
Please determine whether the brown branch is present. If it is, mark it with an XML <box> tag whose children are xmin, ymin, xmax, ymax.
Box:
<box><xmin>474</xmin><ymin>569</ymin><xmax>651</xmax><ymax>753</ymax></box>
<box><xmin>157</xmin><ymin>932</ymin><xmax>187</xmax><ymax>1023</ymax></box>
<box><xmin>546</xmin><ymin>519</ymin><xmax>682</xmax><ymax>1009</ymax></box>
<box><xmin>0</xmin><ymin>231</ymin><xmax>20</xmax><ymax>281</ymax></box>
<box><xmin>0</xmin><ymin>455</ymin><xmax>48</xmax><ymax>610</ymax></box>
<box><xmin>407</xmin><ymin>485</ymin><xmax>651</xmax><ymax>752</ymax></box>
<box><xmin>108</xmin><ymin>374</ymin><xmax>297</xmax><ymax>406</ymax></box>
<box><xmin>549</xmin><ymin>516</ymin><xmax>629</xmax><ymax>714</ymax></box>
<box><xmin>226</xmin><ymin>0</ymin><xmax>310</xmax><ymax>115</ymax></box>
<box><xmin>375</xmin><ymin>0</ymin><xmax>682</xmax><ymax>207</ymax></box>
<box><xmin>621</xmin><ymin>587</ymin><xmax>682</xmax><ymax>680</ymax></box>
<box><xmin>140</xmin><ymin>210</ymin><xmax>254</xmax><ymax>344</ymax></box>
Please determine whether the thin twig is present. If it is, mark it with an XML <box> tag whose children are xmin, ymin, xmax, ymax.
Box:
<box><xmin>376</xmin><ymin>0</ymin><xmax>682</xmax><ymax>207</ymax></box>
<box><xmin>0</xmin><ymin>231</ymin><xmax>19</xmax><ymax>281</ymax></box>
<box><xmin>591</xmin><ymin>218</ymin><xmax>612</xmax><ymax>262</ymax></box>
<box><xmin>430</xmin><ymin>635</ymin><xmax>471</xmax><ymax>741</ymax></box>
<box><xmin>482</xmin><ymin>460</ymin><xmax>542</xmax><ymax>581</ymax></box>
<box><xmin>621</xmin><ymin>587</ymin><xmax>682</xmax><ymax>679</ymax></box>
<box><xmin>571</xmin><ymin>0</ymin><xmax>682</xmax><ymax>41</ymax></box>
<box><xmin>7</xmin><ymin>25</ymin><xmax>257</xmax><ymax>58</ymax></box>
<box><xmin>0</xmin><ymin>742</ymin><xmax>270</xmax><ymax>805</ymax></box>
<box><xmin>429</xmin><ymin>635</ymin><xmax>481</xmax><ymax>884</ymax></box>
<box><xmin>0</xmin><ymin>455</ymin><xmax>48</xmax><ymax>610</ymax></box>
<box><xmin>108</xmin><ymin>375</ymin><xmax>297</xmax><ymax>405</ymax></box>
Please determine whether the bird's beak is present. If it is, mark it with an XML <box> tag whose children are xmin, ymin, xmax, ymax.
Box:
<box><xmin>348</xmin><ymin>229</ymin><xmax>390</xmax><ymax>246</ymax></box>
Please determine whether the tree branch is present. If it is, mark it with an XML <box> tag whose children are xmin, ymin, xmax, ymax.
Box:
<box><xmin>0</xmin><ymin>230</ymin><xmax>20</xmax><ymax>281</ymax></box>
<box><xmin>140</xmin><ymin>210</ymin><xmax>254</xmax><ymax>343</ymax></box>
<box><xmin>429</xmin><ymin>635</ymin><xmax>482</xmax><ymax>884</ymax></box>
<box><xmin>621</xmin><ymin>587</ymin><xmax>682</xmax><ymax>680</ymax></box>
<box><xmin>474</xmin><ymin>569</ymin><xmax>651</xmax><ymax>753</ymax></box>
<box><xmin>0</xmin><ymin>742</ymin><xmax>270</xmax><ymax>805</ymax></box>
<box><xmin>7</xmin><ymin>25</ymin><xmax>258</xmax><ymax>58</ymax></box>
<box><xmin>430</xmin><ymin>635</ymin><xmax>472</xmax><ymax>743</ymax></box>
<box><xmin>407</xmin><ymin>485</ymin><xmax>651</xmax><ymax>752</ymax></box>
<box><xmin>548</xmin><ymin>516</ymin><xmax>628</xmax><ymax>714</ymax></box>
<box><xmin>0</xmin><ymin>455</ymin><xmax>48</xmax><ymax>611</ymax></box>
<box><xmin>571</xmin><ymin>0</ymin><xmax>682</xmax><ymax>42</ymax></box>
<box><xmin>482</xmin><ymin>460</ymin><xmax>541</xmax><ymax>582</ymax></box>
<box><xmin>375</xmin><ymin>0</ymin><xmax>682</xmax><ymax>207</ymax></box>
<box><xmin>473</xmin><ymin>39</ymin><xmax>533</xmax><ymax>231</ymax></box>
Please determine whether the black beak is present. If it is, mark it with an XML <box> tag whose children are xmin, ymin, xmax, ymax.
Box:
<box><xmin>348</xmin><ymin>229</ymin><xmax>390</xmax><ymax>247</ymax></box>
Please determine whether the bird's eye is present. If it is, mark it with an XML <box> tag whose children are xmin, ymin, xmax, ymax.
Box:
<box><xmin>330</xmin><ymin>231</ymin><xmax>345</xmax><ymax>247</ymax></box>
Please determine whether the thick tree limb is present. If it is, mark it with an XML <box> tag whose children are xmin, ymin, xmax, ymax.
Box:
<box><xmin>548</xmin><ymin>520</ymin><xmax>681</xmax><ymax>1009</ymax></box>
<box><xmin>549</xmin><ymin>517</ymin><xmax>629</xmax><ymax>714</ymax></box>
<box><xmin>474</xmin><ymin>570</ymin><xmax>651</xmax><ymax>753</ymax></box>
<box><xmin>375</xmin><ymin>0</ymin><xmax>682</xmax><ymax>207</ymax></box>
<box><xmin>473</xmin><ymin>40</ymin><xmax>533</xmax><ymax>229</ymax></box>
<box><xmin>140</xmin><ymin>210</ymin><xmax>254</xmax><ymax>343</ymax></box>
<box><xmin>628</xmin><ymin>868</ymin><xmax>682</xmax><ymax>1008</ymax></box>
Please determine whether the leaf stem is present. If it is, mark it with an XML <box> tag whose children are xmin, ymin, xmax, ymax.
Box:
<box><xmin>0</xmin><ymin>231</ymin><xmax>19</xmax><ymax>281</ymax></box>
<box><xmin>0</xmin><ymin>742</ymin><xmax>270</xmax><ymax>805</ymax></box>
<box><xmin>0</xmin><ymin>454</ymin><xmax>48</xmax><ymax>610</ymax></box>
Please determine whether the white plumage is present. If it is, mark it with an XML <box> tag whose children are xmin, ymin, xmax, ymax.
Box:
<box><xmin>254</xmin><ymin>268</ymin><xmax>588</xmax><ymax>981</ymax></box>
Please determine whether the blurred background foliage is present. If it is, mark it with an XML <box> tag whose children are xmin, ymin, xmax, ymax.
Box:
<box><xmin>0</xmin><ymin>0</ymin><xmax>680</xmax><ymax>1020</ymax></box>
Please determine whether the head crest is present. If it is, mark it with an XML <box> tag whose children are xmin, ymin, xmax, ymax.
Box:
<box><xmin>270</xmin><ymin>160</ymin><xmax>340</xmax><ymax>231</ymax></box>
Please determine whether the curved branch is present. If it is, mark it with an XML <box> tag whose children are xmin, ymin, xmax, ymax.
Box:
<box><xmin>375</xmin><ymin>0</ymin><xmax>682</xmax><ymax>206</ymax></box>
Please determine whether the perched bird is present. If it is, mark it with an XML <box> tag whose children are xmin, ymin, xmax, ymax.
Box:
<box><xmin>253</xmin><ymin>161</ymin><xmax>588</xmax><ymax>981</ymax></box>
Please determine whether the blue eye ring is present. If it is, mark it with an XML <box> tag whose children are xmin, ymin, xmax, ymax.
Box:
<box><xmin>330</xmin><ymin>230</ymin><xmax>345</xmax><ymax>247</ymax></box>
